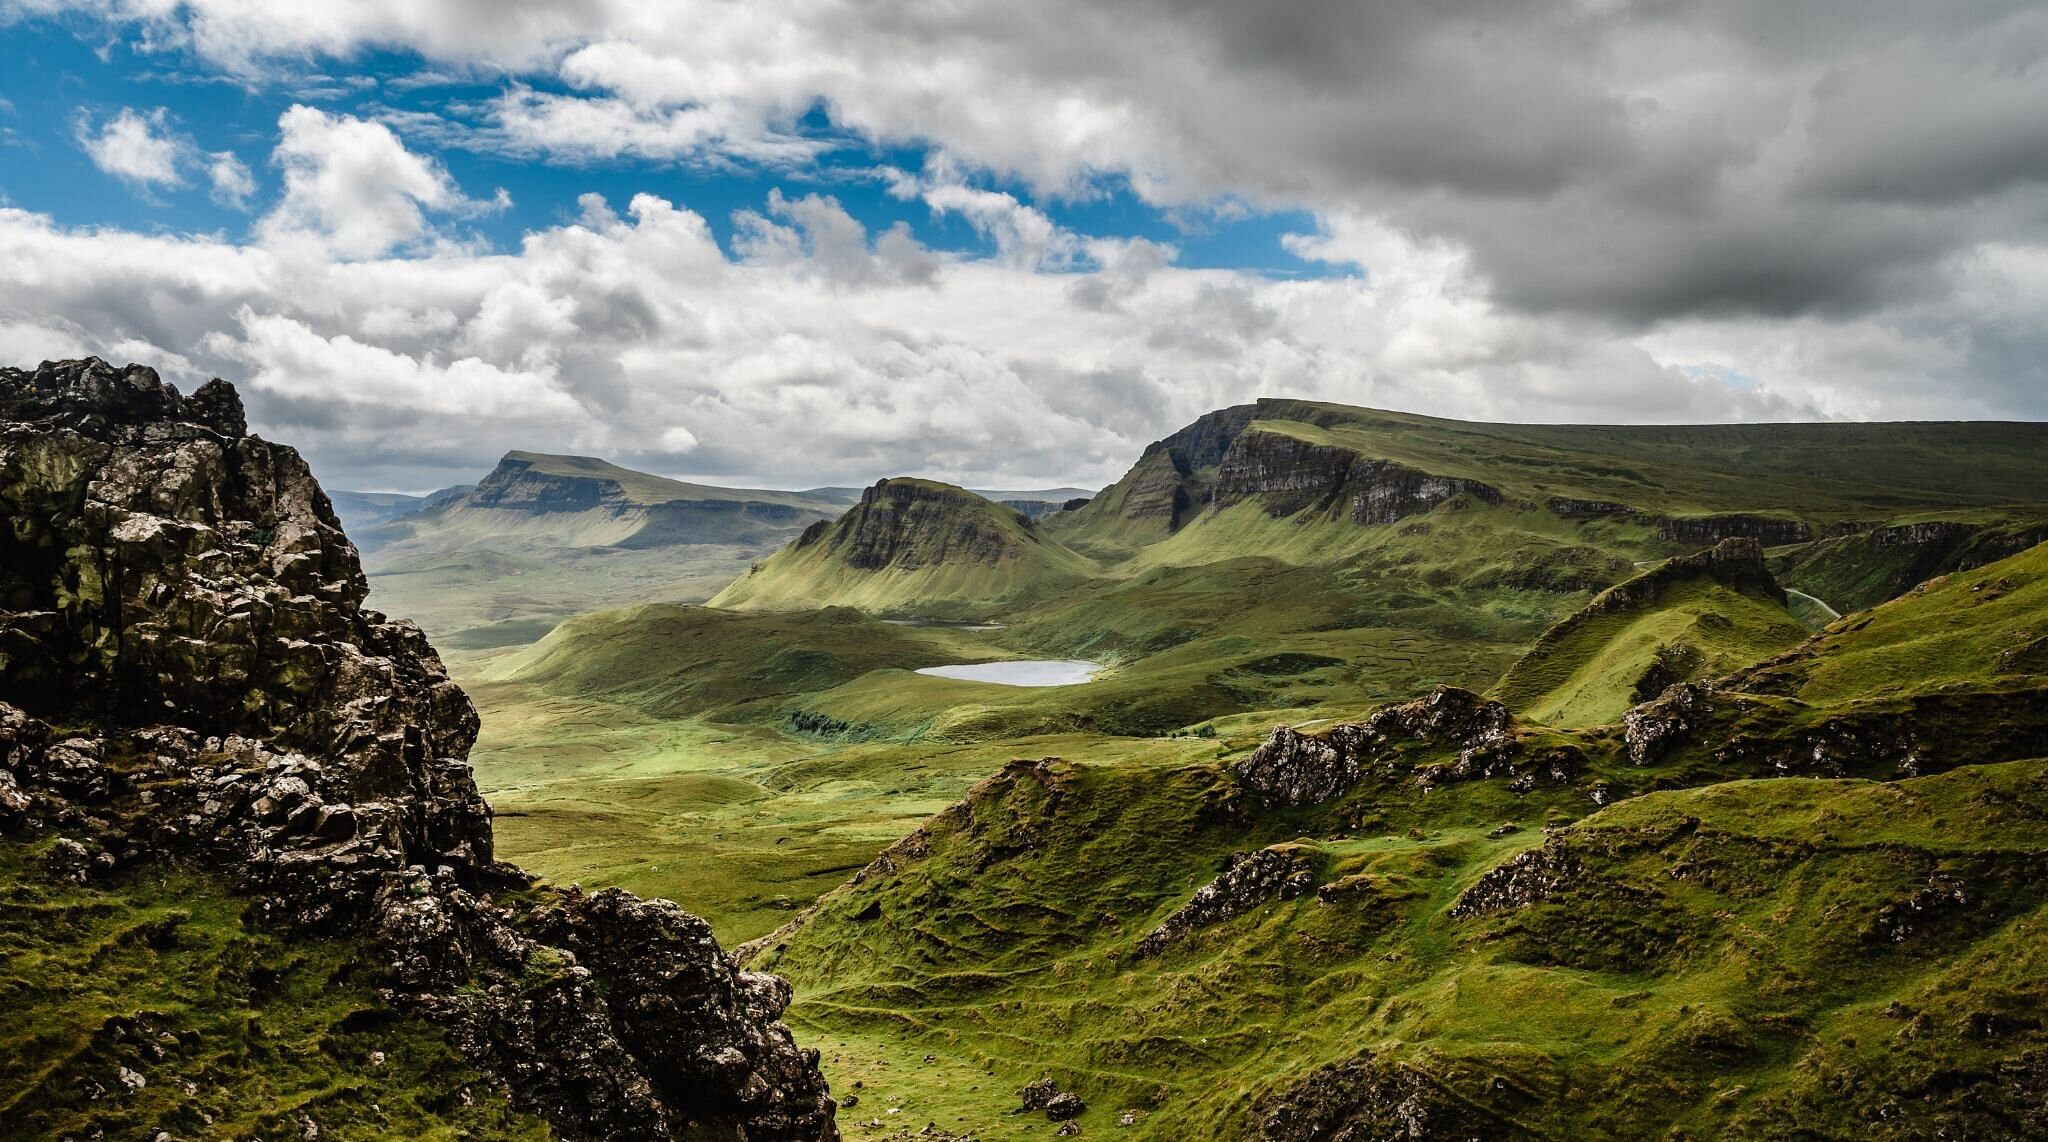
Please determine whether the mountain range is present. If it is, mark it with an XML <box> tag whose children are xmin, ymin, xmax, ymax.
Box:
<box><xmin>8</xmin><ymin>361</ymin><xmax>2048</xmax><ymax>1139</ymax></box>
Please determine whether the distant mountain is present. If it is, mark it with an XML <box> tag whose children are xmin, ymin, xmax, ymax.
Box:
<box><xmin>326</xmin><ymin>484</ymin><xmax>472</xmax><ymax>531</ymax></box>
<box><xmin>711</xmin><ymin>478</ymin><xmax>1096</xmax><ymax>618</ymax></box>
<box><xmin>710</xmin><ymin>398</ymin><xmax>2048</xmax><ymax>630</ymax></box>
<box><xmin>357</xmin><ymin>451</ymin><xmax>845</xmax><ymax>648</ymax></box>
<box><xmin>803</xmin><ymin>484</ymin><xmax>1094</xmax><ymax>514</ymax></box>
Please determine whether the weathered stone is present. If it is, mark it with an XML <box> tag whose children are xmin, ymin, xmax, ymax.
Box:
<box><xmin>0</xmin><ymin>359</ymin><xmax>837</xmax><ymax>1140</ymax></box>
<box><xmin>1137</xmin><ymin>844</ymin><xmax>1318</xmax><ymax>956</ymax></box>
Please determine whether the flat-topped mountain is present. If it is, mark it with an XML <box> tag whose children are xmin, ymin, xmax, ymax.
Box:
<box><xmin>366</xmin><ymin>450</ymin><xmax>842</xmax><ymax>551</ymax></box>
<box><xmin>355</xmin><ymin>452</ymin><xmax>846</xmax><ymax>649</ymax></box>
<box><xmin>1054</xmin><ymin>398</ymin><xmax>2048</xmax><ymax>555</ymax></box>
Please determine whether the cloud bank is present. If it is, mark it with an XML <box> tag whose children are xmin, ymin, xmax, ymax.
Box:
<box><xmin>1</xmin><ymin>2</ymin><xmax>2043</xmax><ymax>491</ymax></box>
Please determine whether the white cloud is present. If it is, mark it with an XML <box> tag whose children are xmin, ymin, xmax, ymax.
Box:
<box><xmin>207</xmin><ymin>150</ymin><xmax>256</xmax><ymax>209</ymax></box>
<box><xmin>256</xmin><ymin>105</ymin><xmax>495</xmax><ymax>258</ymax></box>
<box><xmin>15</xmin><ymin>186</ymin><xmax>2016</xmax><ymax>502</ymax></box>
<box><xmin>76</xmin><ymin>107</ymin><xmax>186</xmax><ymax>189</ymax></box>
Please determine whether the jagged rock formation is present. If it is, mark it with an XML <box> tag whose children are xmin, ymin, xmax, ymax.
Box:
<box><xmin>811</xmin><ymin>479</ymin><xmax>1032</xmax><ymax>569</ymax></box>
<box><xmin>1257</xmin><ymin>1051</ymin><xmax>1534</xmax><ymax>1140</ymax></box>
<box><xmin>1233</xmin><ymin>687</ymin><xmax>1522</xmax><ymax>806</ymax></box>
<box><xmin>0</xmin><ymin>358</ymin><xmax>835</xmax><ymax>1140</ymax></box>
<box><xmin>1135</xmin><ymin>843</ymin><xmax>1319</xmax><ymax>956</ymax></box>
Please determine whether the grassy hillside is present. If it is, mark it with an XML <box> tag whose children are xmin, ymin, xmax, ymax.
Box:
<box><xmin>0</xmin><ymin>843</ymin><xmax>547</xmax><ymax>1140</ymax></box>
<box><xmin>486</xmin><ymin>603</ymin><xmax>999</xmax><ymax>720</ymax></box>
<box><xmin>711</xmin><ymin>478</ymin><xmax>1099</xmax><ymax>619</ymax></box>
<box><xmin>743</xmin><ymin>544</ymin><xmax>2048</xmax><ymax>1138</ymax></box>
<box><xmin>1493</xmin><ymin>540</ymin><xmax>1811</xmax><ymax>726</ymax></box>
<box><xmin>1739</xmin><ymin>538</ymin><xmax>2048</xmax><ymax>707</ymax></box>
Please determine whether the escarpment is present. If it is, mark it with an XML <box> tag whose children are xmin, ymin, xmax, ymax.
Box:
<box><xmin>0</xmin><ymin>358</ymin><xmax>836</xmax><ymax>1140</ymax></box>
<box><xmin>1212</xmin><ymin>425</ymin><xmax>1502</xmax><ymax>525</ymax></box>
<box><xmin>832</xmin><ymin>478</ymin><xmax>1031</xmax><ymax>569</ymax></box>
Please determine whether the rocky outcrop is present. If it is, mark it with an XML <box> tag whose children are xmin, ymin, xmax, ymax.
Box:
<box><xmin>1019</xmin><ymin>1078</ymin><xmax>1087</xmax><ymax>1121</ymax></box>
<box><xmin>1449</xmin><ymin>836</ymin><xmax>1583</xmax><ymax>917</ymax></box>
<box><xmin>1213</xmin><ymin>426</ymin><xmax>1501</xmax><ymax>526</ymax></box>
<box><xmin>0</xmin><ymin>358</ymin><xmax>835</xmax><ymax>1140</ymax></box>
<box><xmin>1545</xmin><ymin>496</ymin><xmax>1637</xmax><ymax>520</ymax></box>
<box><xmin>1234</xmin><ymin>687</ymin><xmax>1520</xmax><ymax>806</ymax></box>
<box><xmin>807</xmin><ymin>478</ymin><xmax>1030</xmax><ymax>570</ymax></box>
<box><xmin>1257</xmin><ymin>1051</ymin><xmax>1534</xmax><ymax>1141</ymax></box>
<box><xmin>1135</xmin><ymin>844</ymin><xmax>1318</xmax><ymax>956</ymax></box>
<box><xmin>1655</xmin><ymin>513</ymin><xmax>1813</xmax><ymax>546</ymax></box>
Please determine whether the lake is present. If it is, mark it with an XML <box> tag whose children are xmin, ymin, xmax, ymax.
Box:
<box><xmin>915</xmin><ymin>660</ymin><xmax>1100</xmax><ymax>687</ymax></box>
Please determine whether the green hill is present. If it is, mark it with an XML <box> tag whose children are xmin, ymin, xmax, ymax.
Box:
<box><xmin>709</xmin><ymin>478</ymin><xmax>1099</xmax><ymax>618</ymax></box>
<box><xmin>1492</xmin><ymin>538</ymin><xmax>1811</xmax><ymax>726</ymax></box>
<box><xmin>743</xmin><ymin>540</ymin><xmax>2048</xmax><ymax>1139</ymax></box>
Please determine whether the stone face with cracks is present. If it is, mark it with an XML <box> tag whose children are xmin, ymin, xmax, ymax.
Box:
<box><xmin>0</xmin><ymin>358</ymin><xmax>836</xmax><ymax>1140</ymax></box>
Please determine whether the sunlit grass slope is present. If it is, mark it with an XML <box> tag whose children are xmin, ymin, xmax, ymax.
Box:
<box><xmin>1740</xmin><ymin>538</ymin><xmax>2048</xmax><ymax>706</ymax></box>
<box><xmin>750</xmin><ymin>554</ymin><xmax>2048</xmax><ymax>1137</ymax></box>
<box><xmin>1493</xmin><ymin>541</ymin><xmax>1810</xmax><ymax>726</ymax></box>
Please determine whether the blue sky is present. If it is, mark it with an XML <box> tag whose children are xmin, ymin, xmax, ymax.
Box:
<box><xmin>2</xmin><ymin>20</ymin><xmax>1332</xmax><ymax>279</ymax></box>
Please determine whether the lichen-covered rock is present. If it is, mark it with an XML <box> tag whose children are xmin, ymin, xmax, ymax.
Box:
<box><xmin>1136</xmin><ymin>844</ymin><xmax>1318</xmax><ymax>956</ymax></box>
<box><xmin>0</xmin><ymin>359</ymin><xmax>836</xmax><ymax>1140</ymax></box>
<box><xmin>1256</xmin><ymin>1051</ymin><xmax>1534</xmax><ymax>1141</ymax></box>
<box><xmin>1234</xmin><ymin>687</ymin><xmax>1521</xmax><ymax>806</ymax></box>
<box><xmin>1019</xmin><ymin>1077</ymin><xmax>1087</xmax><ymax>1120</ymax></box>
<box><xmin>1623</xmin><ymin>682</ymin><xmax>1711</xmax><ymax>766</ymax></box>
<box><xmin>1449</xmin><ymin>836</ymin><xmax>1583</xmax><ymax>917</ymax></box>
<box><xmin>1233</xmin><ymin>726</ymin><xmax>1357</xmax><ymax>806</ymax></box>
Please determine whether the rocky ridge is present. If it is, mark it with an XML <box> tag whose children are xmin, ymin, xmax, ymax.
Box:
<box><xmin>1232</xmin><ymin>686</ymin><xmax>1545</xmax><ymax>807</ymax></box>
<box><xmin>0</xmin><ymin>358</ymin><xmax>836</xmax><ymax>1140</ymax></box>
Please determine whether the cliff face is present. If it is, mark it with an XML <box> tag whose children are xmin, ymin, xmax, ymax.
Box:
<box><xmin>1212</xmin><ymin>426</ymin><xmax>1502</xmax><ymax>525</ymax></box>
<box><xmin>0</xmin><ymin>358</ymin><xmax>836</xmax><ymax>1140</ymax></box>
<box><xmin>812</xmin><ymin>478</ymin><xmax>1029</xmax><ymax>570</ymax></box>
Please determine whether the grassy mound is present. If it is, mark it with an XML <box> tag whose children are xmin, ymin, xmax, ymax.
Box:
<box><xmin>1493</xmin><ymin>540</ymin><xmax>1809</xmax><ymax>726</ymax></box>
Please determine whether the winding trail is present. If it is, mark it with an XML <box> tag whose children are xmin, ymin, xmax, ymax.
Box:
<box><xmin>1784</xmin><ymin>587</ymin><xmax>1841</xmax><ymax>622</ymax></box>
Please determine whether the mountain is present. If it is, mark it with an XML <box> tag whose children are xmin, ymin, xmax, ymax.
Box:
<box><xmin>0</xmin><ymin>358</ymin><xmax>835</xmax><ymax>1139</ymax></box>
<box><xmin>804</xmin><ymin>483</ymin><xmax>1095</xmax><ymax>509</ymax></box>
<box><xmin>709</xmin><ymin>477</ymin><xmax>1098</xmax><ymax>619</ymax></box>
<box><xmin>356</xmin><ymin>451</ymin><xmax>845</xmax><ymax>650</ymax></box>
<box><xmin>1052</xmin><ymin>398</ymin><xmax>2048</xmax><ymax>556</ymax></box>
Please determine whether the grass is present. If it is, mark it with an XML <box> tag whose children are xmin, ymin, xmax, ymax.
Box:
<box><xmin>1494</xmin><ymin>576</ymin><xmax>1809</xmax><ymax>727</ymax></box>
<box><xmin>0</xmin><ymin>843</ymin><xmax>548</xmax><ymax>1141</ymax></box>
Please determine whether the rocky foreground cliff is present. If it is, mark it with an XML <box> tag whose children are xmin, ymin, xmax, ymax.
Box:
<box><xmin>0</xmin><ymin>359</ymin><xmax>836</xmax><ymax>1140</ymax></box>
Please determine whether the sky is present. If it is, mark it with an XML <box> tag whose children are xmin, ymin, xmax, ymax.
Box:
<box><xmin>0</xmin><ymin>2</ymin><xmax>2043</xmax><ymax>493</ymax></box>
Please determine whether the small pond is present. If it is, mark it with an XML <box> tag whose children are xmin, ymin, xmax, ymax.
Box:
<box><xmin>914</xmin><ymin>660</ymin><xmax>1100</xmax><ymax>687</ymax></box>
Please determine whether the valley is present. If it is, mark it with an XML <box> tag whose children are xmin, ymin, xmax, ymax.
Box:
<box><xmin>362</xmin><ymin>398</ymin><xmax>2048</xmax><ymax>1137</ymax></box>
